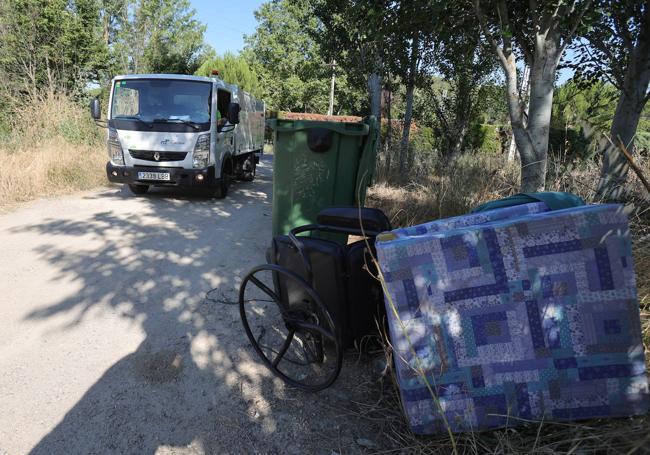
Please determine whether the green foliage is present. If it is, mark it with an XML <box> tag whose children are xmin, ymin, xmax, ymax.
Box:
<box><xmin>0</xmin><ymin>0</ymin><xmax>108</xmax><ymax>95</ymax></box>
<box><xmin>410</xmin><ymin>125</ymin><xmax>438</xmax><ymax>159</ymax></box>
<box><xmin>195</xmin><ymin>52</ymin><xmax>262</xmax><ymax>97</ymax></box>
<box><xmin>569</xmin><ymin>0</ymin><xmax>647</xmax><ymax>92</ymax></box>
<box><xmin>0</xmin><ymin>0</ymin><xmax>207</xmax><ymax>99</ymax></box>
<box><xmin>550</xmin><ymin>81</ymin><xmax>618</xmax><ymax>159</ymax></box>
<box><xmin>244</xmin><ymin>0</ymin><xmax>326</xmax><ymax>111</ymax></box>
<box><xmin>244</xmin><ymin>0</ymin><xmax>365</xmax><ymax>114</ymax></box>
<box><xmin>103</xmin><ymin>0</ymin><xmax>207</xmax><ymax>76</ymax></box>
<box><xmin>552</xmin><ymin>81</ymin><xmax>616</xmax><ymax>133</ymax></box>
<box><xmin>311</xmin><ymin>0</ymin><xmax>389</xmax><ymax>88</ymax></box>
<box><xmin>469</xmin><ymin>123</ymin><xmax>503</xmax><ymax>155</ymax></box>
<box><xmin>637</xmin><ymin>131</ymin><xmax>650</xmax><ymax>152</ymax></box>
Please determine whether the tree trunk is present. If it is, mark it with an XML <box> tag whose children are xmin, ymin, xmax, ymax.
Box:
<box><xmin>472</xmin><ymin>0</ymin><xmax>593</xmax><ymax>192</ymax></box>
<box><xmin>368</xmin><ymin>72</ymin><xmax>382</xmax><ymax>121</ymax></box>
<box><xmin>400</xmin><ymin>34</ymin><xmax>419</xmax><ymax>174</ymax></box>
<box><xmin>501</xmin><ymin>34</ymin><xmax>559</xmax><ymax>193</ymax></box>
<box><xmin>102</xmin><ymin>5</ymin><xmax>110</xmax><ymax>46</ymax></box>
<box><xmin>385</xmin><ymin>82</ymin><xmax>393</xmax><ymax>178</ymax></box>
<box><xmin>523</xmin><ymin>49</ymin><xmax>557</xmax><ymax>192</ymax></box>
<box><xmin>400</xmin><ymin>81</ymin><xmax>414</xmax><ymax>172</ymax></box>
<box><xmin>501</xmin><ymin>53</ymin><xmax>537</xmax><ymax>190</ymax></box>
<box><xmin>449</xmin><ymin>123</ymin><xmax>468</xmax><ymax>161</ymax></box>
<box><xmin>507</xmin><ymin>65</ymin><xmax>530</xmax><ymax>162</ymax></box>
<box><xmin>447</xmin><ymin>73</ymin><xmax>472</xmax><ymax>162</ymax></box>
<box><xmin>596</xmin><ymin>13</ymin><xmax>650</xmax><ymax>201</ymax></box>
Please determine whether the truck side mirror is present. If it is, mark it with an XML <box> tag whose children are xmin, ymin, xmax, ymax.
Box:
<box><xmin>90</xmin><ymin>98</ymin><xmax>101</xmax><ymax>120</ymax></box>
<box><xmin>227</xmin><ymin>102</ymin><xmax>240</xmax><ymax>124</ymax></box>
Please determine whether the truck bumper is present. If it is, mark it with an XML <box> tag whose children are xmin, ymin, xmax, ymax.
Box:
<box><xmin>106</xmin><ymin>163</ymin><xmax>219</xmax><ymax>188</ymax></box>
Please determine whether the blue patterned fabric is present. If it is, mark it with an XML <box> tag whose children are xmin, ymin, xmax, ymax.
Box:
<box><xmin>392</xmin><ymin>202</ymin><xmax>549</xmax><ymax>238</ymax></box>
<box><xmin>376</xmin><ymin>204</ymin><xmax>649</xmax><ymax>434</ymax></box>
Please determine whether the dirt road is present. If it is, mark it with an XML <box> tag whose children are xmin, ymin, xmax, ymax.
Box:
<box><xmin>0</xmin><ymin>156</ymin><xmax>383</xmax><ymax>454</ymax></box>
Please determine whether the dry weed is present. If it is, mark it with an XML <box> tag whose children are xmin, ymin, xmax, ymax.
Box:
<box><xmin>0</xmin><ymin>93</ymin><xmax>106</xmax><ymax>211</ymax></box>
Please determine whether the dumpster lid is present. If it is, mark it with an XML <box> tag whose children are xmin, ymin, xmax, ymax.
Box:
<box><xmin>267</xmin><ymin>118</ymin><xmax>369</xmax><ymax>136</ymax></box>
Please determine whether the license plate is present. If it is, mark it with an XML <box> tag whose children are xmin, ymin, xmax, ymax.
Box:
<box><xmin>138</xmin><ymin>171</ymin><xmax>170</xmax><ymax>181</ymax></box>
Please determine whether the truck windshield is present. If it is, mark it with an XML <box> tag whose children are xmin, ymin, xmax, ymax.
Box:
<box><xmin>110</xmin><ymin>79</ymin><xmax>211</xmax><ymax>132</ymax></box>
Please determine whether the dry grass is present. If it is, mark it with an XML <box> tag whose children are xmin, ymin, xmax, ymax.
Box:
<box><xmin>364</xmin><ymin>152</ymin><xmax>650</xmax><ymax>454</ymax></box>
<box><xmin>0</xmin><ymin>93</ymin><xmax>106</xmax><ymax>211</ymax></box>
<box><xmin>368</xmin><ymin>154</ymin><xmax>521</xmax><ymax>227</ymax></box>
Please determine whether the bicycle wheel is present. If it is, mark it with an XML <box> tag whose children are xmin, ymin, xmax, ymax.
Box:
<box><xmin>239</xmin><ymin>264</ymin><xmax>342</xmax><ymax>392</ymax></box>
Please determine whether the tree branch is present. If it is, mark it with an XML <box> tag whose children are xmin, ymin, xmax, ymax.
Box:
<box><xmin>612</xmin><ymin>5</ymin><xmax>635</xmax><ymax>54</ymax></box>
<box><xmin>557</xmin><ymin>0</ymin><xmax>593</xmax><ymax>66</ymax></box>
<box><xmin>587</xmin><ymin>38</ymin><xmax>624</xmax><ymax>88</ymax></box>
<box><xmin>511</xmin><ymin>23</ymin><xmax>534</xmax><ymax>65</ymax></box>
<box><xmin>472</xmin><ymin>0</ymin><xmax>509</xmax><ymax>68</ymax></box>
<box><xmin>540</xmin><ymin>0</ymin><xmax>565</xmax><ymax>42</ymax></box>
<box><xmin>496</xmin><ymin>0</ymin><xmax>513</xmax><ymax>56</ymax></box>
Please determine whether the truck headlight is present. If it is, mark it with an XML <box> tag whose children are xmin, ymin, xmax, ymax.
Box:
<box><xmin>193</xmin><ymin>133</ymin><xmax>210</xmax><ymax>168</ymax></box>
<box><xmin>108</xmin><ymin>128</ymin><xmax>125</xmax><ymax>166</ymax></box>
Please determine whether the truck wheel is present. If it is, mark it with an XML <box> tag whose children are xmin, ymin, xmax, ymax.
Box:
<box><xmin>243</xmin><ymin>158</ymin><xmax>256</xmax><ymax>182</ymax></box>
<box><xmin>213</xmin><ymin>168</ymin><xmax>230</xmax><ymax>199</ymax></box>
<box><xmin>128</xmin><ymin>184</ymin><xmax>149</xmax><ymax>195</ymax></box>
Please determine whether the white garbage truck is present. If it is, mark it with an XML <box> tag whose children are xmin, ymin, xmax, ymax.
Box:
<box><xmin>90</xmin><ymin>73</ymin><xmax>265</xmax><ymax>198</ymax></box>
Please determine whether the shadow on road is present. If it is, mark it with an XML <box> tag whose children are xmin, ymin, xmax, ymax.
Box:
<box><xmin>16</xmin><ymin>156</ymin><xmax>381</xmax><ymax>454</ymax></box>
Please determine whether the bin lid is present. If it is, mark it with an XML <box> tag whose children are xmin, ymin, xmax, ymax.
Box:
<box><xmin>267</xmin><ymin>118</ymin><xmax>369</xmax><ymax>136</ymax></box>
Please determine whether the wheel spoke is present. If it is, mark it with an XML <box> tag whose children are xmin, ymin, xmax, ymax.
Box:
<box><xmin>272</xmin><ymin>329</ymin><xmax>295</xmax><ymax>367</ymax></box>
<box><xmin>293</xmin><ymin>320</ymin><xmax>336</xmax><ymax>342</ymax></box>
<box><xmin>249</xmin><ymin>275</ymin><xmax>281</xmax><ymax>303</ymax></box>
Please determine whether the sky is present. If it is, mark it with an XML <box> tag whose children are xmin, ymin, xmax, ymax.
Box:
<box><xmin>190</xmin><ymin>0</ymin><xmax>265</xmax><ymax>54</ymax></box>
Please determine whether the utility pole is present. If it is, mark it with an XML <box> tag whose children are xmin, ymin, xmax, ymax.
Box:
<box><xmin>327</xmin><ymin>59</ymin><xmax>336</xmax><ymax>116</ymax></box>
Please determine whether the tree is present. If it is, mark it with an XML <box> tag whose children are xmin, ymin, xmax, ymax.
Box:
<box><xmin>127</xmin><ymin>0</ymin><xmax>207</xmax><ymax>74</ymax></box>
<box><xmin>0</xmin><ymin>0</ymin><xmax>107</xmax><ymax>97</ymax></box>
<box><xmin>245</xmin><ymin>0</ymin><xmax>365</xmax><ymax>113</ymax></box>
<box><xmin>98</xmin><ymin>0</ymin><xmax>131</xmax><ymax>76</ymax></box>
<box><xmin>473</xmin><ymin>0</ymin><xmax>593</xmax><ymax>192</ymax></box>
<box><xmin>386</xmin><ymin>0</ymin><xmax>439</xmax><ymax>173</ymax></box>
<box><xmin>427</xmin><ymin>3</ymin><xmax>497</xmax><ymax>161</ymax></box>
<box><xmin>244</xmin><ymin>0</ymin><xmax>324</xmax><ymax>111</ymax></box>
<box><xmin>572</xmin><ymin>1</ymin><xmax>650</xmax><ymax>200</ymax></box>
<box><xmin>195</xmin><ymin>52</ymin><xmax>262</xmax><ymax>98</ymax></box>
<box><xmin>93</xmin><ymin>0</ymin><xmax>209</xmax><ymax>78</ymax></box>
<box><xmin>311</xmin><ymin>0</ymin><xmax>391</xmax><ymax>120</ymax></box>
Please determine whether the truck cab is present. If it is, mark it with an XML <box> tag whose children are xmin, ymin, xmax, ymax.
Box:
<box><xmin>92</xmin><ymin>74</ymin><xmax>265</xmax><ymax>198</ymax></box>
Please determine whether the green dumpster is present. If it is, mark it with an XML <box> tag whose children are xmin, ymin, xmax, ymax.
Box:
<box><xmin>268</xmin><ymin>116</ymin><xmax>379</xmax><ymax>239</ymax></box>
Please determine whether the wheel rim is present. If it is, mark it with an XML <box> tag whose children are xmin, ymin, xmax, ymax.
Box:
<box><xmin>239</xmin><ymin>264</ymin><xmax>342</xmax><ymax>392</ymax></box>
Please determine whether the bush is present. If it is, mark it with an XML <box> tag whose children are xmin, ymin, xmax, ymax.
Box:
<box><xmin>0</xmin><ymin>92</ymin><xmax>106</xmax><ymax>210</ymax></box>
<box><xmin>548</xmin><ymin>125</ymin><xmax>592</xmax><ymax>161</ymax></box>
<box><xmin>468</xmin><ymin>123</ymin><xmax>503</xmax><ymax>155</ymax></box>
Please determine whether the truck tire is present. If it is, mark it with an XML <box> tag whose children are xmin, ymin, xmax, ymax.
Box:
<box><xmin>128</xmin><ymin>184</ymin><xmax>149</xmax><ymax>195</ymax></box>
<box><xmin>213</xmin><ymin>163</ymin><xmax>231</xmax><ymax>199</ymax></box>
<box><xmin>242</xmin><ymin>157</ymin><xmax>256</xmax><ymax>182</ymax></box>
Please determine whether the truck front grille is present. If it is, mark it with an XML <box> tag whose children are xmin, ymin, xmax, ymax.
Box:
<box><xmin>129</xmin><ymin>150</ymin><xmax>188</xmax><ymax>162</ymax></box>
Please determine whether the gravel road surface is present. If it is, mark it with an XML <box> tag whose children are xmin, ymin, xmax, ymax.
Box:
<box><xmin>0</xmin><ymin>156</ymin><xmax>384</xmax><ymax>454</ymax></box>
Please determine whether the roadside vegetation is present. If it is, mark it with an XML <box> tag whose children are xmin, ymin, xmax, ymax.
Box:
<box><xmin>0</xmin><ymin>94</ymin><xmax>105</xmax><ymax>211</ymax></box>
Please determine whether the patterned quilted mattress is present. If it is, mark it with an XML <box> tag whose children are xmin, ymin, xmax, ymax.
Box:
<box><xmin>376</xmin><ymin>203</ymin><xmax>649</xmax><ymax>433</ymax></box>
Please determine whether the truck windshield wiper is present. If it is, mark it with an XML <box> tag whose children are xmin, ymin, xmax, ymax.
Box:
<box><xmin>113</xmin><ymin>115</ymin><xmax>153</xmax><ymax>128</ymax></box>
<box><xmin>152</xmin><ymin>117</ymin><xmax>201</xmax><ymax>130</ymax></box>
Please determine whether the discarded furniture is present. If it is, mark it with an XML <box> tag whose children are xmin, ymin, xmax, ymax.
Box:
<box><xmin>377</xmin><ymin>203</ymin><xmax>649</xmax><ymax>433</ymax></box>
